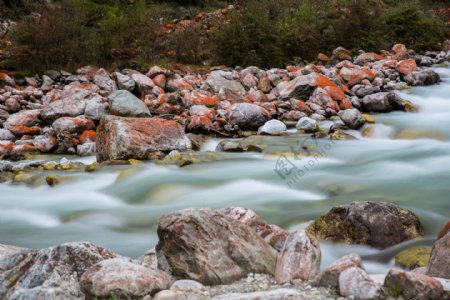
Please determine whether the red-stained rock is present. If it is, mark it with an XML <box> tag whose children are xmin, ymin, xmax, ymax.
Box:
<box><xmin>218</xmin><ymin>87</ymin><xmax>245</xmax><ymax>103</ymax></box>
<box><xmin>318</xmin><ymin>53</ymin><xmax>331</xmax><ymax>62</ymax></box>
<box><xmin>275</xmin><ymin>230</ymin><xmax>321</xmax><ymax>284</ymax></box>
<box><xmin>189</xmin><ymin>105</ymin><xmax>215</xmax><ymax>119</ymax></box>
<box><xmin>153</xmin><ymin>74</ymin><xmax>167</xmax><ymax>89</ymax></box>
<box><xmin>384</xmin><ymin>268</ymin><xmax>443</xmax><ymax>300</ymax></box>
<box><xmin>182</xmin><ymin>90</ymin><xmax>220</xmax><ymax>107</ymax></box>
<box><xmin>166</xmin><ymin>77</ymin><xmax>194</xmax><ymax>92</ymax></box>
<box><xmin>354</xmin><ymin>52</ymin><xmax>384</xmax><ymax>65</ymax></box>
<box><xmin>307</xmin><ymin>87</ymin><xmax>340</xmax><ymax>112</ymax></box>
<box><xmin>245</xmin><ymin>89</ymin><xmax>268</xmax><ymax>103</ymax></box>
<box><xmin>324</xmin><ymin>85</ymin><xmax>346</xmax><ymax>101</ymax></box>
<box><xmin>6</xmin><ymin>126</ymin><xmax>40</xmax><ymax>136</ymax></box>
<box><xmin>52</xmin><ymin>117</ymin><xmax>95</xmax><ymax>134</ymax></box>
<box><xmin>155</xmin><ymin>208</ymin><xmax>277</xmax><ymax>285</ymax></box>
<box><xmin>96</xmin><ymin>115</ymin><xmax>192</xmax><ymax>162</ymax></box>
<box><xmin>340</xmin><ymin>98</ymin><xmax>353</xmax><ymax>110</ymax></box>
<box><xmin>396</xmin><ymin>59</ymin><xmax>418</xmax><ymax>75</ymax></box>
<box><xmin>4</xmin><ymin>110</ymin><xmax>41</xmax><ymax>135</ymax></box>
<box><xmin>313</xmin><ymin>253</ymin><xmax>363</xmax><ymax>289</ymax></box>
<box><xmin>5</xmin><ymin>98</ymin><xmax>20</xmax><ymax>113</ymax></box>
<box><xmin>0</xmin><ymin>141</ymin><xmax>14</xmax><ymax>157</ymax></box>
<box><xmin>427</xmin><ymin>222</ymin><xmax>450</xmax><ymax>279</ymax></box>
<box><xmin>392</xmin><ymin>43</ymin><xmax>407</xmax><ymax>54</ymax></box>
<box><xmin>332</xmin><ymin>47</ymin><xmax>352</xmax><ymax>61</ymax></box>
<box><xmin>79</xmin><ymin>130</ymin><xmax>97</xmax><ymax>144</ymax></box>
<box><xmin>187</xmin><ymin>115</ymin><xmax>214</xmax><ymax>131</ymax></box>
<box><xmin>290</xmin><ymin>99</ymin><xmax>313</xmax><ymax>114</ymax></box>
<box><xmin>33</xmin><ymin>135</ymin><xmax>57</xmax><ymax>152</ymax></box>
<box><xmin>277</xmin><ymin>73</ymin><xmax>337</xmax><ymax>99</ymax></box>
<box><xmin>219</xmin><ymin>207</ymin><xmax>289</xmax><ymax>252</ymax></box>
<box><xmin>339</xmin><ymin>67</ymin><xmax>373</xmax><ymax>87</ymax></box>
<box><xmin>11</xmin><ymin>143</ymin><xmax>37</xmax><ymax>157</ymax></box>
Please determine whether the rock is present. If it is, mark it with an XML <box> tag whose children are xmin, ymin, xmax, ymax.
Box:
<box><xmin>166</xmin><ymin>77</ymin><xmax>194</xmax><ymax>92</ymax></box>
<box><xmin>33</xmin><ymin>135</ymin><xmax>57</xmax><ymax>153</ymax></box>
<box><xmin>170</xmin><ymin>280</ymin><xmax>204</xmax><ymax>292</ymax></box>
<box><xmin>313</xmin><ymin>253</ymin><xmax>363</xmax><ymax>289</ymax></box>
<box><xmin>0</xmin><ymin>129</ymin><xmax>15</xmax><ymax>140</ymax></box>
<box><xmin>405</xmin><ymin>70</ymin><xmax>441</xmax><ymax>86</ymax></box>
<box><xmin>206</xmin><ymin>75</ymin><xmax>245</xmax><ymax>94</ymax></box>
<box><xmin>392</xmin><ymin>44</ymin><xmax>407</xmax><ymax>53</ymax></box>
<box><xmin>0</xmin><ymin>244</ymin><xmax>23</xmax><ymax>259</ymax></box>
<box><xmin>308</xmin><ymin>87</ymin><xmax>340</xmax><ymax>112</ymax></box>
<box><xmin>306</xmin><ymin>201</ymin><xmax>424</xmax><ymax>249</ymax></box>
<box><xmin>258</xmin><ymin>120</ymin><xmax>287</xmax><ymax>135</ymax></box>
<box><xmin>96</xmin><ymin>115</ymin><xmax>191</xmax><ymax>162</ymax></box>
<box><xmin>40</xmin><ymin>90</ymin><xmax>92</xmax><ymax>121</ymax></box>
<box><xmin>115</xmin><ymin>72</ymin><xmax>136</xmax><ymax>91</ymax></box>
<box><xmin>131</xmin><ymin>72</ymin><xmax>154</xmax><ymax>95</ymax></box>
<box><xmin>227</xmin><ymin>103</ymin><xmax>270</xmax><ymax>130</ymax></box>
<box><xmin>94</xmin><ymin>74</ymin><xmax>117</xmax><ymax>91</ymax></box>
<box><xmin>361</xmin><ymin>93</ymin><xmax>393</xmax><ymax>112</ymax></box>
<box><xmin>339</xmin><ymin>109</ymin><xmax>365</xmax><ymax>129</ymax></box>
<box><xmin>427</xmin><ymin>223</ymin><xmax>450</xmax><ymax>279</ymax></box>
<box><xmin>384</xmin><ymin>268</ymin><xmax>443</xmax><ymax>300</ymax></box>
<box><xmin>277</xmin><ymin>73</ymin><xmax>336</xmax><ymax>99</ymax></box>
<box><xmin>212</xmin><ymin>288</ymin><xmax>316</xmax><ymax>300</ymax></box>
<box><xmin>4</xmin><ymin>110</ymin><xmax>41</xmax><ymax>136</ymax></box>
<box><xmin>0</xmin><ymin>72</ymin><xmax>15</xmax><ymax>87</ymax></box>
<box><xmin>52</xmin><ymin>117</ymin><xmax>95</xmax><ymax>133</ymax></box>
<box><xmin>155</xmin><ymin>208</ymin><xmax>277</xmax><ymax>285</ymax></box>
<box><xmin>396</xmin><ymin>129</ymin><xmax>445</xmax><ymax>140</ymax></box>
<box><xmin>332</xmin><ymin>47</ymin><xmax>352</xmax><ymax>60</ymax></box>
<box><xmin>84</xmin><ymin>95</ymin><xmax>108</xmax><ymax>120</ymax></box>
<box><xmin>41</xmin><ymin>75</ymin><xmax>54</xmax><ymax>91</ymax></box>
<box><xmin>219</xmin><ymin>207</ymin><xmax>289</xmax><ymax>251</ymax></box>
<box><xmin>354</xmin><ymin>52</ymin><xmax>384</xmax><ymax>65</ymax></box>
<box><xmin>339</xmin><ymin>267</ymin><xmax>381</xmax><ymax>299</ymax></box>
<box><xmin>182</xmin><ymin>90</ymin><xmax>220</xmax><ymax>107</ymax></box>
<box><xmin>80</xmin><ymin>257</ymin><xmax>173</xmax><ymax>298</ymax></box>
<box><xmin>296</xmin><ymin>117</ymin><xmax>317</xmax><ymax>132</ymax></box>
<box><xmin>386</xmin><ymin>93</ymin><xmax>417</xmax><ymax>112</ymax></box>
<box><xmin>339</xmin><ymin>67</ymin><xmax>374</xmax><ymax>87</ymax></box>
<box><xmin>77</xmin><ymin>142</ymin><xmax>96</xmax><ymax>156</ymax></box>
<box><xmin>396</xmin><ymin>59</ymin><xmax>417</xmax><ymax>75</ymax></box>
<box><xmin>0</xmin><ymin>242</ymin><xmax>117</xmax><ymax>300</ymax></box>
<box><xmin>395</xmin><ymin>246</ymin><xmax>432</xmax><ymax>270</ymax></box>
<box><xmin>275</xmin><ymin>230</ymin><xmax>321</xmax><ymax>284</ymax></box>
<box><xmin>108</xmin><ymin>90</ymin><xmax>151</xmax><ymax>117</ymax></box>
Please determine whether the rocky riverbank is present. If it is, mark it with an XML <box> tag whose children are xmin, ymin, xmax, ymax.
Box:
<box><xmin>0</xmin><ymin>43</ymin><xmax>449</xmax><ymax>163</ymax></box>
<box><xmin>0</xmin><ymin>203</ymin><xmax>449</xmax><ymax>300</ymax></box>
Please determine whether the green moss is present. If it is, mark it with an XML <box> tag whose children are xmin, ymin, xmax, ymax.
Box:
<box><xmin>395</xmin><ymin>246</ymin><xmax>432</xmax><ymax>270</ymax></box>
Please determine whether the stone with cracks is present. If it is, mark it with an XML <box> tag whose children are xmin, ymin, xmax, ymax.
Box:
<box><xmin>155</xmin><ymin>208</ymin><xmax>278</xmax><ymax>285</ymax></box>
<box><xmin>313</xmin><ymin>253</ymin><xmax>363</xmax><ymax>289</ymax></box>
<box><xmin>96</xmin><ymin>115</ymin><xmax>191</xmax><ymax>162</ymax></box>
<box><xmin>107</xmin><ymin>90</ymin><xmax>151</xmax><ymax>117</ymax></box>
<box><xmin>339</xmin><ymin>108</ymin><xmax>366</xmax><ymax>129</ymax></box>
<box><xmin>40</xmin><ymin>90</ymin><xmax>92</xmax><ymax>121</ymax></box>
<box><xmin>339</xmin><ymin>267</ymin><xmax>381</xmax><ymax>299</ymax></box>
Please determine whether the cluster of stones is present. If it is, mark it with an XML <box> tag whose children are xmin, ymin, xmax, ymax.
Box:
<box><xmin>0</xmin><ymin>43</ymin><xmax>449</xmax><ymax>162</ymax></box>
<box><xmin>0</xmin><ymin>202</ymin><xmax>448</xmax><ymax>300</ymax></box>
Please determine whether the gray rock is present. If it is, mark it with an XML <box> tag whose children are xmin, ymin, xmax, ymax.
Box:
<box><xmin>258</xmin><ymin>120</ymin><xmax>287</xmax><ymax>135</ymax></box>
<box><xmin>156</xmin><ymin>208</ymin><xmax>278</xmax><ymax>285</ymax></box>
<box><xmin>96</xmin><ymin>116</ymin><xmax>191</xmax><ymax>162</ymax></box>
<box><xmin>131</xmin><ymin>73</ymin><xmax>154</xmax><ymax>95</ymax></box>
<box><xmin>212</xmin><ymin>288</ymin><xmax>313</xmax><ymax>300</ymax></box>
<box><xmin>313</xmin><ymin>253</ymin><xmax>363</xmax><ymax>289</ymax></box>
<box><xmin>405</xmin><ymin>70</ymin><xmax>440</xmax><ymax>86</ymax></box>
<box><xmin>80</xmin><ymin>257</ymin><xmax>173</xmax><ymax>298</ymax></box>
<box><xmin>228</xmin><ymin>103</ymin><xmax>269</xmax><ymax>130</ymax></box>
<box><xmin>339</xmin><ymin>109</ymin><xmax>365</xmax><ymax>129</ymax></box>
<box><xmin>170</xmin><ymin>280</ymin><xmax>204</xmax><ymax>292</ymax></box>
<box><xmin>361</xmin><ymin>93</ymin><xmax>393</xmax><ymax>112</ymax></box>
<box><xmin>40</xmin><ymin>91</ymin><xmax>92</xmax><ymax>121</ymax></box>
<box><xmin>0</xmin><ymin>128</ymin><xmax>15</xmax><ymax>140</ymax></box>
<box><xmin>84</xmin><ymin>95</ymin><xmax>108</xmax><ymax>121</ymax></box>
<box><xmin>107</xmin><ymin>90</ymin><xmax>151</xmax><ymax>117</ymax></box>
<box><xmin>296</xmin><ymin>117</ymin><xmax>317</xmax><ymax>132</ymax></box>
<box><xmin>427</xmin><ymin>225</ymin><xmax>450</xmax><ymax>279</ymax></box>
<box><xmin>206</xmin><ymin>75</ymin><xmax>246</xmax><ymax>94</ymax></box>
<box><xmin>339</xmin><ymin>267</ymin><xmax>381</xmax><ymax>299</ymax></box>
<box><xmin>94</xmin><ymin>74</ymin><xmax>117</xmax><ymax>91</ymax></box>
<box><xmin>77</xmin><ymin>142</ymin><xmax>96</xmax><ymax>157</ymax></box>
<box><xmin>386</xmin><ymin>93</ymin><xmax>417</xmax><ymax>112</ymax></box>
<box><xmin>0</xmin><ymin>242</ymin><xmax>117</xmax><ymax>300</ymax></box>
<box><xmin>275</xmin><ymin>230</ymin><xmax>321</xmax><ymax>284</ymax></box>
<box><xmin>41</xmin><ymin>75</ymin><xmax>54</xmax><ymax>92</ymax></box>
<box><xmin>115</xmin><ymin>72</ymin><xmax>136</xmax><ymax>91</ymax></box>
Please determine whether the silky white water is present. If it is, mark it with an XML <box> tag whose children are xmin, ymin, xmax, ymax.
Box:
<box><xmin>1</xmin><ymin>65</ymin><xmax>449</xmax><ymax>273</ymax></box>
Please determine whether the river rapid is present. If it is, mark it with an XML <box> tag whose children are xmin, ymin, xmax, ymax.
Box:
<box><xmin>1</xmin><ymin>65</ymin><xmax>449</xmax><ymax>274</ymax></box>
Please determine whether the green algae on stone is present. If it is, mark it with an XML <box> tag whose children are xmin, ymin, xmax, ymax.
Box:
<box><xmin>394</xmin><ymin>246</ymin><xmax>431</xmax><ymax>270</ymax></box>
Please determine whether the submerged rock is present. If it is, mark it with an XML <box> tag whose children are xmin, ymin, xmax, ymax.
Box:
<box><xmin>155</xmin><ymin>208</ymin><xmax>277</xmax><ymax>285</ymax></box>
<box><xmin>306</xmin><ymin>201</ymin><xmax>424</xmax><ymax>249</ymax></box>
<box><xmin>96</xmin><ymin>115</ymin><xmax>191</xmax><ymax>162</ymax></box>
<box><xmin>395</xmin><ymin>246</ymin><xmax>431</xmax><ymax>270</ymax></box>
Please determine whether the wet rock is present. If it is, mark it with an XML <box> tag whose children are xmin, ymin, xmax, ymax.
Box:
<box><xmin>313</xmin><ymin>253</ymin><xmax>363</xmax><ymax>289</ymax></box>
<box><xmin>296</xmin><ymin>117</ymin><xmax>317</xmax><ymax>132</ymax></box>
<box><xmin>339</xmin><ymin>267</ymin><xmax>381</xmax><ymax>299</ymax></box>
<box><xmin>405</xmin><ymin>70</ymin><xmax>441</xmax><ymax>86</ymax></box>
<box><xmin>384</xmin><ymin>268</ymin><xmax>443</xmax><ymax>300</ymax></box>
<box><xmin>114</xmin><ymin>72</ymin><xmax>135</xmax><ymax>91</ymax></box>
<box><xmin>80</xmin><ymin>257</ymin><xmax>172</xmax><ymax>298</ymax></box>
<box><xmin>258</xmin><ymin>120</ymin><xmax>287</xmax><ymax>135</ymax></box>
<box><xmin>40</xmin><ymin>90</ymin><xmax>92</xmax><ymax>121</ymax></box>
<box><xmin>108</xmin><ymin>90</ymin><xmax>151</xmax><ymax>117</ymax></box>
<box><xmin>427</xmin><ymin>223</ymin><xmax>450</xmax><ymax>279</ymax></box>
<box><xmin>361</xmin><ymin>93</ymin><xmax>393</xmax><ymax>112</ymax></box>
<box><xmin>0</xmin><ymin>242</ymin><xmax>117</xmax><ymax>300</ymax></box>
<box><xmin>396</xmin><ymin>129</ymin><xmax>445</xmax><ymax>141</ymax></box>
<box><xmin>386</xmin><ymin>93</ymin><xmax>417</xmax><ymax>112</ymax></box>
<box><xmin>339</xmin><ymin>109</ymin><xmax>365</xmax><ymax>129</ymax></box>
<box><xmin>52</xmin><ymin>117</ymin><xmax>95</xmax><ymax>133</ymax></box>
<box><xmin>396</xmin><ymin>59</ymin><xmax>417</xmax><ymax>75</ymax></box>
<box><xmin>227</xmin><ymin>103</ymin><xmax>270</xmax><ymax>130</ymax></box>
<box><xmin>219</xmin><ymin>207</ymin><xmax>289</xmax><ymax>251</ymax></box>
<box><xmin>155</xmin><ymin>208</ymin><xmax>277</xmax><ymax>285</ymax></box>
<box><xmin>395</xmin><ymin>246</ymin><xmax>431</xmax><ymax>270</ymax></box>
<box><xmin>275</xmin><ymin>230</ymin><xmax>321</xmax><ymax>284</ymax></box>
<box><xmin>306</xmin><ymin>201</ymin><xmax>424</xmax><ymax>249</ymax></box>
<box><xmin>96</xmin><ymin>115</ymin><xmax>191</xmax><ymax>162</ymax></box>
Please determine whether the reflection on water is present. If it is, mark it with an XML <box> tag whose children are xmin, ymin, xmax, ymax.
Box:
<box><xmin>0</xmin><ymin>66</ymin><xmax>449</xmax><ymax>273</ymax></box>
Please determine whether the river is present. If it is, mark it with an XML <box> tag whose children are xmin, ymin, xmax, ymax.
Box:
<box><xmin>1</xmin><ymin>65</ymin><xmax>449</xmax><ymax>274</ymax></box>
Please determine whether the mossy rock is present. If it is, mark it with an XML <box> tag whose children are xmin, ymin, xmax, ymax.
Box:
<box><xmin>43</xmin><ymin>161</ymin><xmax>58</xmax><ymax>171</ymax></box>
<box><xmin>13</xmin><ymin>172</ymin><xmax>41</xmax><ymax>186</ymax></box>
<box><xmin>363</xmin><ymin>114</ymin><xmax>376</xmax><ymax>124</ymax></box>
<box><xmin>85</xmin><ymin>162</ymin><xmax>98</xmax><ymax>172</ymax></box>
<box><xmin>46</xmin><ymin>174</ymin><xmax>72</xmax><ymax>187</ymax></box>
<box><xmin>395</xmin><ymin>246</ymin><xmax>432</xmax><ymax>270</ymax></box>
<box><xmin>396</xmin><ymin>129</ymin><xmax>445</xmax><ymax>141</ymax></box>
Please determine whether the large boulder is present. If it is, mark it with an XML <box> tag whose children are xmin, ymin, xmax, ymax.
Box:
<box><xmin>80</xmin><ymin>258</ymin><xmax>173</xmax><ymax>298</ymax></box>
<box><xmin>206</xmin><ymin>74</ymin><xmax>245</xmax><ymax>94</ymax></box>
<box><xmin>405</xmin><ymin>70</ymin><xmax>440</xmax><ymax>86</ymax></box>
<box><xmin>155</xmin><ymin>208</ymin><xmax>278</xmax><ymax>285</ymax></box>
<box><xmin>306</xmin><ymin>201</ymin><xmax>424</xmax><ymax>249</ymax></box>
<box><xmin>4</xmin><ymin>110</ymin><xmax>42</xmax><ymax>136</ymax></box>
<box><xmin>277</xmin><ymin>73</ymin><xmax>336</xmax><ymax>99</ymax></box>
<box><xmin>0</xmin><ymin>242</ymin><xmax>117</xmax><ymax>300</ymax></box>
<box><xmin>227</xmin><ymin>103</ymin><xmax>270</xmax><ymax>130</ymax></box>
<box><xmin>396</xmin><ymin>59</ymin><xmax>418</xmax><ymax>75</ymax></box>
<box><xmin>96</xmin><ymin>115</ymin><xmax>191</xmax><ymax>162</ymax></box>
<box><xmin>40</xmin><ymin>91</ymin><xmax>93</xmax><ymax>121</ymax></box>
<box><xmin>426</xmin><ymin>222</ymin><xmax>450</xmax><ymax>279</ymax></box>
<box><xmin>52</xmin><ymin>117</ymin><xmax>95</xmax><ymax>134</ymax></box>
<box><xmin>275</xmin><ymin>230</ymin><xmax>321</xmax><ymax>284</ymax></box>
<box><xmin>107</xmin><ymin>90</ymin><xmax>151</xmax><ymax>117</ymax></box>
<box><xmin>361</xmin><ymin>93</ymin><xmax>392</xmax><ymax>112</ymax></box>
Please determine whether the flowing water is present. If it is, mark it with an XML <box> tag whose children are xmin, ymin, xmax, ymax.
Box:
<box><xmin>1</xmin><ymin>65</ymin><xmax>449</xmax><ymax>274</ymax></box>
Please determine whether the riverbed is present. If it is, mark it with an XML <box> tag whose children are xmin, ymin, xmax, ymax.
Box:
<box><xmin>1</xmin><ymin>65</ymin><xmax>449</xmax><ymax>274</ymax></box>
